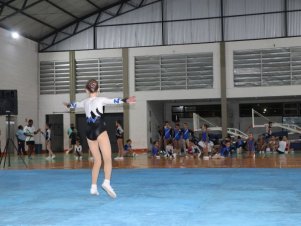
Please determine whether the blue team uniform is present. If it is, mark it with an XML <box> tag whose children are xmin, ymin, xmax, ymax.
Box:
<box><xmin>164</xmin><ymin>127</ymin><xmax>172</xmax><ymax>140</ymax></box>
<box><xmin>173</xmin><ymin>128</ymin><xmax>182</xmax><ymax>141</ymax></box>
<box><xmin>247</xmin><ymin>139</ymin><xmax>255</xmax><ymax>152</ymax></box>
<box><xmin>152</xmin><ymin>146</ymin><xmax>159</xmax><ymax>156</ymax></box>
<box><xmin>182</xmin><ymin>128</ymin><xmax>192</xmax><ymax>140</ymax></box>
<box><xmin>220</xmin><ymin>146</ymin><xmax>231</xmax><ymax>157</ymax></box>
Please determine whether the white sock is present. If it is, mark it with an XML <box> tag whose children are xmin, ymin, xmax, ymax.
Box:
<box><xmin>103</xmin><ymin>179</ymin><xmax>110</xmax><ymax>185</ymax></box>
<box><xmin>91</xmin><ymin>184</ymin><xmax>97</xmax><ymax>189</ymax></box>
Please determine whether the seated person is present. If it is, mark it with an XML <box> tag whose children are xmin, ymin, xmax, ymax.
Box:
<box><xmin>187</xmin><ymin>139</ymin><xmax>201</xmax><ymax>158</ymax></box>
<box><xmin>151</xmin><ymin>140</ymin><xmax>160</xmax><ymax>158</ymax></box>
<box><xmin>165</xmin><ymin>139</ymin><xmax>176</xmax><ymax>158</ymax></box>
<box><xmin>124</xmin><ymin>139</ymin><xmax>137</xmax><ymax>157</ymax></box>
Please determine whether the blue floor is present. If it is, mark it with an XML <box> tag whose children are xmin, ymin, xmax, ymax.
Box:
<box><xmin>0</xmin><ymin>169</ymin><xmax>301</xmax><ymax>226</ymax></box>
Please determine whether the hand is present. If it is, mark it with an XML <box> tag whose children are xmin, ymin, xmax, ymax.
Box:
<box><xmin>126</xmin><ymin>96</ymin><xmax>136</xmax><ymax>104</ymax></box>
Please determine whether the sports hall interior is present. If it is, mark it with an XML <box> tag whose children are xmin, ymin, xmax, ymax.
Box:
<box><xmin>1</xmin><ymin>1</ymin><xmax>301</xmax><ymax>226</ymax></box>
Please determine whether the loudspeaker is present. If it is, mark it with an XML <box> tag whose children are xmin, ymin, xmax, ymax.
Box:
<box><xmin>0</xmin><ymin>90</ymin><xmax>18</xmax><ymax>115</ymax></box>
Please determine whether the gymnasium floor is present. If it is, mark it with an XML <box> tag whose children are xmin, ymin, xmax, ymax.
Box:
<box><xmin>1</xmin><ymin>152</ymin><xmax>301</xmax><ymax>226</ymax></box>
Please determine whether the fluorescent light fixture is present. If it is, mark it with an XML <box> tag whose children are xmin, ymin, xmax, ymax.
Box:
<box><xmin>11</xmin><ymin>31</ymin><xmax>20</xmax><ymax>39</ymax></box>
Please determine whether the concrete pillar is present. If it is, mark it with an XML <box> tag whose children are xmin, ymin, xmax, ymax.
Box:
<box><xmin>122</xmin><ymin>48</ymin><xmax>130</xmax><ymax>141</ymax></box>
<box><xmin>69</xmin><ymin>51</ymin><xmax>76</xmax><ymax>126</ymax></box>
<box><xmin>220</xmin><ymin>42</ymin><xmax>228</xmax><ymax>137</ymax></box>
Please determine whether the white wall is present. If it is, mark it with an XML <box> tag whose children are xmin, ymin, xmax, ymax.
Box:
<box><xmin>38</xmin><ymin>37</ymin><xmax>301</xmax><ymax>150</ymax></box>
<box><xmin>226</xmin><ymin>37</ymin><xmax>301</xmax><ymax>98</ymax></box>
<box><xmin>128</xmin><ymin>43</ymin><xmax>221</xmax><ymax>148</ymax></box>
<box><xmin>39</xmin><ymin>49</ymin><xmax>124</xmax><ymax>149</ymax></box>
<box><xmin>0</xmin><ymin>28</ymin><xmax>38</xmax><ymax>150</ymax></box>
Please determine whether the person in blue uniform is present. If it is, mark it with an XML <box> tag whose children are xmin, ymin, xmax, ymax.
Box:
<box><xmin>182</xmin><ymin>122</ymin><xmax>194</xmax><ymax>154</ymax></box>
<box><xmin>163</xmin><ymin>121</ymin><xmax>173</xmax><ymax>150</ymax></box>
<box><xmin>173</xmin><ymin>123</ymin><xmax>182</xmax><ymax>155</ymax></box>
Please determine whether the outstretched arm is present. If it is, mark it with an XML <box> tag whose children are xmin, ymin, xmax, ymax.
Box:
<box><xmin>102</xmin><ymin>96</ymin><xmax>136</xmax><ymax>105</ymax></box>
<box><xmin>63</xmin><ymin>100</ymin><xmax>84</xmax><ymax>109</ymax></box>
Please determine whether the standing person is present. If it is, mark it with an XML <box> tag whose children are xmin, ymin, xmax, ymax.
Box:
<box><xmin>15</xmin><ymin>125</ymin><xmax>26</xmax><ymax>155</ymax></box>
<box><xmin>23</xmin><ymin>119</ymin><xmax>40</xmax><ymax>159</ymax></box>
<box><xmin>64</xmin><ymin>79</ymin><xmax>135</xmax><ymax>198</ymax></box>
<box><xmin>41</xmin><ymin>123</ymin><xmax>56</xmax><ymax>160</ymax></box>
<box><xmin>66</xmin><ymin>126</ymin><xmax>77</xmax><ymax>154</ymax></box>
<box><xmin>173</xmin><ymin>123</ymin><xmax>182</xmax><ymax>155</ymax></box>
<box><xmin>157</xmin><ymin>125</ymin><xmax>164</xmax><ymax>152</ymax></box>
<box><xmin>182</xmin><ymin>122</ymin><xmax>194</xmax><ymax>155</ymax></box>
<box><xmin>246</xmin><ymin>133</ymin><xmax>256</xmax><ymax>158</ymax></box>
<box><xmin>114</xmin><ymin>120</ymin><xmax>124</xmax><ymax>160</ymax></box>
<box><xmin>198</xmin><ymin>124</ymin><xmax>210</xmax><ymax>158</ymax></box>
<box><xmin>67</xmin><ymin>124</ymin><xmax>73</xmax><ymax>148</ymax></box>
<box><xmin>163</xmin><ymin>121</ymin><xmax>172</xmax><ymax>150</ymax></box>
<box><xmin>67</xmin><ymin>124</ymin><xmax>74</xmax><ymax>140</ymax></box>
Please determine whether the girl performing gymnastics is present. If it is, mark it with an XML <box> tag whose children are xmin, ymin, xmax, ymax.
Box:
<box><xmin>64</xmin><ymin>79</ymin><xmax>136</xmax><ymax>198</ymax></box>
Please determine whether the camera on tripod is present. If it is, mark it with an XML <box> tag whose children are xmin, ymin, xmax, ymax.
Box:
<box><xmin>0</xmin><ymin>90</ymin><xmax>27</xmax><ymax>168</ymax></box>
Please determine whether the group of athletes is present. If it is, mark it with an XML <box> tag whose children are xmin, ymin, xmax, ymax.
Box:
<box><xmin>151</xmin><ymin>120</ymin><xmax>293</xmax><ymax>160</ymax></box>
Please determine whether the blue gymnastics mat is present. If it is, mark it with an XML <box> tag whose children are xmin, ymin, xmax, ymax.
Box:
<box><xmin>0</xmin><ymin>168</ymin><xmax>301</xmax><ymax>226</ymax></box>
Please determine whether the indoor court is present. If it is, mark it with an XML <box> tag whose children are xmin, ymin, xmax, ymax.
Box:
<box><xmin>1</xmin><ymin>0</ymin><xmax>301</xmax><ymax>226</ymax></box>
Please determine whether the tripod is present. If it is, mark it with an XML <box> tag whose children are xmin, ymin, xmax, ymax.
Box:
<box><xmin>0</xmin><ymin>112</ymin><xmax>27</xmax><ymax>168</ymax></box>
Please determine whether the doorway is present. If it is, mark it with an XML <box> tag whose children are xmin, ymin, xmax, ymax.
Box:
<box><xmin>46</xmin><ymin>114</ymin><xmax>63</xmax><ymax>152</ymax></box>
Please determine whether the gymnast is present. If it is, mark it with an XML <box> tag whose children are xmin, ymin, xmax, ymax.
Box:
<box><xmin>64</xmin><ymin>79</ymin><xmax>136</xmax><ymax>198</ymax></box>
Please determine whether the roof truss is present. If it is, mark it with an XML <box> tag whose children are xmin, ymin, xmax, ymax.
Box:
<box><xmin>38</xmin><ymin>0</ymin><xmax>161</xmax><ymax>51</ymax></box>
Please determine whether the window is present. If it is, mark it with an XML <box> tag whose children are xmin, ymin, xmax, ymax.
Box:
<box><xmin>135</xmin><ymin>53</ymin><xmax>213</xmax><ymax>91</ymax></box>
<box><xmin>40</xmin><ymin>61</ymin><xmax>70</xmax><ymax>94</ymax></box>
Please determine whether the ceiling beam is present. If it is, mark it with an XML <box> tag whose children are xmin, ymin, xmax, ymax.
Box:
<box><xmin>0</xmin><ymin>2</ymin><xmax>71</xmax><ymax>36</ymax></box>
<box><xmin>39</xmin><ymin>0</ymin><xmax>161</xmax><ymax>51</ymax></box>
<box><xmin>22</xmin><ymin>0</ymin><xmax>28</xmax><ymax>9</ymax></box>
<box><xmin>39</xmin><ymin>0</ymin><xmax>131</xmax><ymax>42</ymax></box>
<box><xmin>85</xmin><ymin>0</ymin><xmax>101</xmax><ymax>10</ymax></box>
<box><xmin>0</xmin><ymin>0</ymin><xmax>44</xmax><ymax>23</ymax></box>
<box><xmin>45</xmin><ymin>0</ymin><xmax>77</xmax><ymax>20</ymax></box>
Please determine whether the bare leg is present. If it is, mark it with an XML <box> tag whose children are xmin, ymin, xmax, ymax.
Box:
<box><xmin>46</xmin><ymin>141</ymin><xmax>55</xmax><ymax>158</ymax></box>
<box><xmin>117</xmin><ymin>138</ymin><xmax>124</xmax><ymax>157</ymax></box>
<box><xmin>87</xmin><ymin>138</ymin><xmax>102</xmax><ymax>185</ymax></box>
<box><xmin>97</xmin><ymin>131</ymin><xmax>116</xmax><ymax>198</ymax></box>
<box><xmin>97</xmin><ymin>131</ymin><xmax>112</xmax><ymax>180</ymax></box>
<box><xmin>28</xmin><ymin>144</ymin><xmax>34</xmax><ymax>157</ymax></box>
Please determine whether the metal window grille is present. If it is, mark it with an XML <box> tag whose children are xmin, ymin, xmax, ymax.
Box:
<box><xmin>135</xmin><ymin>53</ymin><xmax>213</xmax><ymax>91</ymax></box>
<box><xmin>76</xmin><ymin>58</ymin><xmax>123</xmax><ymax>93</ymax></box>
<box><xmin>40</xmin><ymin>61</ymin><xmax>70</xmax><ymax>94</ymax></box>
<box><xmin>234</xmin><ymin>47</ymin><xmax>301</xmax><ymax>87</ymax></box>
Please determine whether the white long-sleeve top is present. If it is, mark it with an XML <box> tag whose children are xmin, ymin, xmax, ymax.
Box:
<box><xmin>71</xmin><ymin>97</ymin><xmax>125</xmax><ymax>118</ymax></box>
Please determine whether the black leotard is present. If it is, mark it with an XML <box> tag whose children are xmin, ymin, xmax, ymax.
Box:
<box><xmin>72</xmin><ymin>97</ymin><xmax>126</xmax><ymax>141</ymax></box>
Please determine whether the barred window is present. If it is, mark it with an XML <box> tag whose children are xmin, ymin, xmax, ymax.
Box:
<box><xmin>234</xmin><ymin>47</ymin><xmax>301</xmax><ymax>87</ymax></box>
<box><xmin>76</xmin><ymin>58</ymin><xmax>123</xmax><ymax>93</ymax></box>
<box><xmin>135</xmin><ymin>53</ymin><xmax>213</xmax><ymax>91</ymax></box>
<box><xmin>40</xmin><ymin>61</ymin><xmax>70</xmax><ymax>95</ymax></box>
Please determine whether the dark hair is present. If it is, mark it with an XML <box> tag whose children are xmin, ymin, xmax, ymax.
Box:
<box><xmin>18</xmin><ymin>125</ymin><xmax>23</xmax><ymax>130</ymax></box>
<box><xmin>46</xmin><ymin>123</ymin><xmax>52</xmax><ymax>128</ymax></box>
<box><xmin>85</xmin><ymin>79</ymin><xmax>99</xmax><ymax>93</ymax></box>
